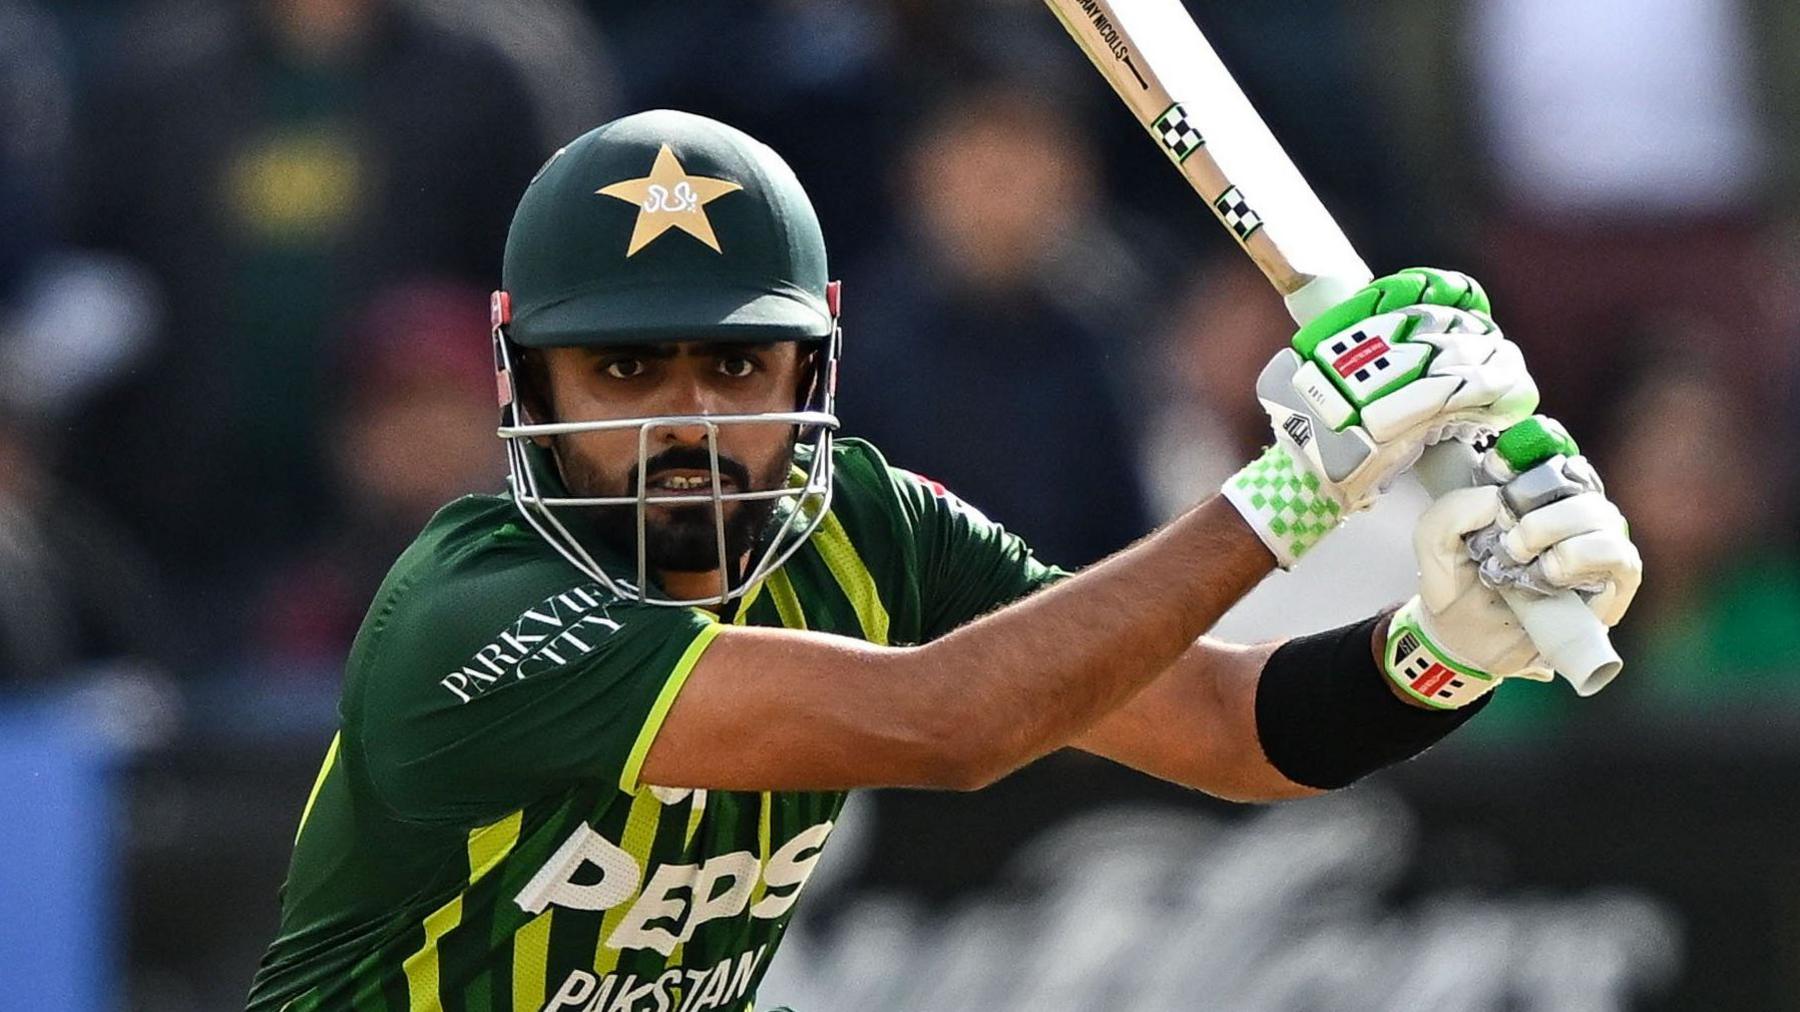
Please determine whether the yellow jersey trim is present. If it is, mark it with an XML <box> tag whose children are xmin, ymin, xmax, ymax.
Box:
<box><xmin>619</xmin><ymin>621</ymin><xmax>726</xmax><ymax>794</ymax></box>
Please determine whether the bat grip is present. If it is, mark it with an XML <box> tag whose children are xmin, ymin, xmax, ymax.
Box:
<box><xmin>1414</xmin><ymin>442</ymin><xmax>1622</xmax><ymax>696</ymax></box>
<box><xmin>1283</xmin><ymin>275</ymin><xmax>1366</xmax><ymax>326</ymax></box>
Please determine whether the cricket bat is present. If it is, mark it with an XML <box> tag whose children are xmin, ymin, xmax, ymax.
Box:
<box><xmin>1044</xmin><ymin>0</ymin><xmax>1621</xmax><ymax>693</ymax></box>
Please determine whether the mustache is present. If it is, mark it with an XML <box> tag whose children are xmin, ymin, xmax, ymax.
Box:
<box><xmin>629</xmin><ymin>445</ymin><xmax>754</xmax><ymax>490</ymax></box>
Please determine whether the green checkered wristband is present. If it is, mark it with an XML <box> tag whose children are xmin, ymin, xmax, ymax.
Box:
<box><xmin>1222</xmin><ymin>444</ymin><xmax>1344</xmax><ymax>569</ymax></box>
<box><xmin>1384</xmin><ymin>600</ymin><xmax>1498</xmax><ymax>710</ymax></box>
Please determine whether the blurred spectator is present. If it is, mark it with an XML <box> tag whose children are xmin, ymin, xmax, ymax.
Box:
<box><xmin>842</xmin><ymin>80</ymin><xmax>1154</xmax><ymax>568</ymax></box>
<box><xmin>0</xmin><ymin>0</ymin><xmax>166</xmax><ymax>429</ymax></box>
<box><xmin>0</xmin><ymin>394</ymin><xmax>174</xmax><ymax>685</ymax></box>
<box><xmin>0</xmin><ymin>252</ymin><xmax>162</xmax><ymax>427</ymax></box>
<box><xmin>1139</xmin><ymin>259</ymin><xmax>1291</xmax><ymax>517</ymax></box>
<box><xmin>69</xmin><ymin>0</ymin><xmax>548</xmax><ymax>629</ymax></box>
<box><xmin>0</xmin><ymin>0</ymin><xmax>73</xmax><ymax>301</ymax></box>
<box><xmin>249</xmin><ymin>280</ymin><xmax>502</xmax><ymax>675</ymax></box>
<box><xmin>1474</xmin><ymin>0</ymin><xmax>1767</xmax><ymax>216</ymax></box>
<box><xmin>1601</xmin><ymin>355</ymin><xmax>1800</xmax><ymax>704</ymax></box>
<box><xmin>0</xmin><ymin>0</ymin><xmax>178</xmax><ymax>684</ymax></box>
<box><xmin>587</xmin><ymin>0</ymin><xmax>907</xmax><ymax>273</ymax></box>
<box><xmin>1383</xmin><ymin>0</ymin><xmax>1790</xmax><ymax>441</ymax></box>
<box><xmin>408</xmin><ymin>0</ymin><xmax>620</xmax><ymax>149</ymax></box>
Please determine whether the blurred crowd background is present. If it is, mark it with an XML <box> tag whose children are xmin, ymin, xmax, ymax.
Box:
<box><xmin>1</xmin><ymin>0</ymin><xmax>1797</xmax><ymax>1008</ymax></box>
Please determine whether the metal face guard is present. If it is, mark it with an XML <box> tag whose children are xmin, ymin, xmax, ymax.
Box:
<box><xmin>490</xmin><ymin>322</ymin><xmax>841</xmax><ymax>606</ymax></box>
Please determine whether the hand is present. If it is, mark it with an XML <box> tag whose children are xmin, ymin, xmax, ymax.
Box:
<box><xmin>1224</xmin><ymin>268</ymin><xmax>1539</xmax><ymax>567</ymax></box>
<box><xmin>1385</xmin><ymin>417</ymin><xmax>1642</xmax><ymax>709</ymax></box>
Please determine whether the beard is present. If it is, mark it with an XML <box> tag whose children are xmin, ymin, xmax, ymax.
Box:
<box><xmin>555</xmin><ymin>438</ymin><xmax>793</xmax><ymax>578</ymax></box>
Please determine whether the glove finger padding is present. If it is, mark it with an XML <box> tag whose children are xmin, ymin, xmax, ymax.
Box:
<box><xmin>1360</xmin><ymin>374</ymin><xmax>1468</xmax><ymax>443</ymax></box>
<box><xmin>1407</xmin><ymin>327</ymin><xmax>1501</xmax><ymax>368</ymax></box>
<box><xmin>1484</xmin><ymin>453</ymin><xmax>1641</xmax><ymax>627</ymax></box>
<box><xmin>1587</xmin><ymin>560</ymin><xmax>1641</xmax><ymax>629</ymax></box>
<box><xmin>1226</xmin><ymin>267</ymin><xmax>1540</xmax><ymax>569</ymax></box>
<box><xmin>1500</xmin><ymin>492</ymin><xmax>1626</xmax><ymax>564</ymax></box>
<box><xmin>1416</xmin><ymin>485</ymin><xmax>1505</xmax><ymax>611</ymax></box>
<box><xmin>1561</xmin><ymin>454</ymin><xmax>1607</xmax><ymax>497</ymax></box>
<box><xmin>1539</xmin><ymin>532</ymin><xmax>1643</xmax><ymax>619</ymax></box>
<box><xmin>1438</xmin><ymin>342</ymin><xmax>1539</xmax><ymax>421</ymax></box>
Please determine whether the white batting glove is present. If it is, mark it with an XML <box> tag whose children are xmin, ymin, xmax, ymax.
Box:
<box><xmin>1385</xmin><ymin>418</ymin><xmax>1642</xmax><ymax>709</ymax></box>
<box><xmin>1225</xmin><ymin>268</ymin><xmax>1539</xmax><ymax>568</ymax></box>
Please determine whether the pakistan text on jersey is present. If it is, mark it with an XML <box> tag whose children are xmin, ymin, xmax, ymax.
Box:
<box><xmin>543</xmin><ymin>945</ymin><xmax>767</xmax><ymax>1012</ymax></box>
<box><xmin>441</xmin><ymin>583</ymin><xmax>626</xmax><ymax>703</ymax></box>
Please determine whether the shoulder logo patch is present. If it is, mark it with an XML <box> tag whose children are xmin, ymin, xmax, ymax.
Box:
<box><xmin>439</xmin><ymin>583</ymin><xmax>626</xmax><ymax>703</ymax></box>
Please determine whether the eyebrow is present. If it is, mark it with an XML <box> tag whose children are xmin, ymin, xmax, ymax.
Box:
<box><xmin>584</xmin><ymin>342</ymin><xmax>763</xmax><ymax>360</ymax></box>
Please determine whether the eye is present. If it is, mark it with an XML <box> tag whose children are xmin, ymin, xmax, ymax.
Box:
<box><xmin>718</xmin><ymin>355</ymin><xmax>758</xmax><ymax>378</ymax></box>
<box><xmin>603</xmin><ymin>357</ymin><xmax>646</xmax><ymax>380</ymax></box>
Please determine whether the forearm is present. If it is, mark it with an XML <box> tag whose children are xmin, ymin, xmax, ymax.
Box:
<box><xmin>641</xmin><ymin>495</ymin><xmax>1273</xmax><ymax>793</ymax></box>
<box><xmin>1079</xmin><ymin>612</ymin><xmax>1486</xmax><ymax>800</ymax></box>
<box><xmin>910</xmin><ymin>495</ymin><xmax>1273</xmax><ymax>787</ymax></box>
<box><xmin>1072</xmin><ymin>637</ymin><xmax>1321</xmax><ymax>802</ymax></box>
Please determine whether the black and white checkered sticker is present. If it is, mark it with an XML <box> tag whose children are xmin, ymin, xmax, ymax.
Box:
<box><xmin>1213</xmin><ymin>186</ymin><xmax>1262</xmax><ymax>241</ymax></box>
<box><xmin>1152</xmin><ymin>103</ymin><xmax>1204</xmax><ymax>163</ymax></box>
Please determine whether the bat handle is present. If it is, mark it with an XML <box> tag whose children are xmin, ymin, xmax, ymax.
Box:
<box><xmin>1414</xmin><ymin>442</ymin><xmax>1622</xmax><ymax>697</ymax></box>
<box><xmin>1282</xmin><ymin>274</ymin><xmax>1367</xmax><ymax>325</ymax></box>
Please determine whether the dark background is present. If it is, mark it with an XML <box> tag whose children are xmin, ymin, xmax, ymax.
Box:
<box><xmin>1</xmin><ymin>0</ymin><xmax>1797</xmax><ymax>1008</ymax></box>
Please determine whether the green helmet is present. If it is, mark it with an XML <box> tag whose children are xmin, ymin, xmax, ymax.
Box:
<box><xmin>500</xmin><ymin>109</ymin><xmax>834</xmax><ymax>345</ymax></box>
<box><xmin>490</xmin><ymin>110</ymin><xmax>842</xmax><ymax>605</ymax></box>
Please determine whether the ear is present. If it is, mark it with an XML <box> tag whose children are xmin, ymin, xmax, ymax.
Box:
<box><xmin>796</xmin><ymin>347</ymin><xmax>822</xmax><ymax>410</ymax></box>
<box><xmin>515</xmin><ymin>348</ymin><xmax>557</xmax><ymax>425</ymax></box>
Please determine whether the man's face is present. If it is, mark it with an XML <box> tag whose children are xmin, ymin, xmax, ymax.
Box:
<box><xmin>535</xmin><ymin>341</ymin><xmax>806</xmax><ymax>578</ymax></box>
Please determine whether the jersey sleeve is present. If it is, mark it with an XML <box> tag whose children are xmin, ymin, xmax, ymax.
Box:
<box><xmin>889</xmin><ymin>467</ymin><xmax>1071</xmax><ymax>641</ymax></box>
<box><xmin>349</xmin><ymin>573</ymin><xmax>722</xmax><ymax>827</ymax></box>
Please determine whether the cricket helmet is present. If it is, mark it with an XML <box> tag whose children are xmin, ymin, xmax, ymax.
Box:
<box><xmin>492</xmin><ymin>109</ymin><xmax>842</xmax><ymax>605</ymax></box>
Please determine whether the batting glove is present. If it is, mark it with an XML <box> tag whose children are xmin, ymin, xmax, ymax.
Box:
<box><xmin>1385</xmin><ymin>417</ymin><xmax>1642</xmax><ymax>709</ymax></box>
<box><xmin>1224</xmin><ymin>267</ymin><xmax>1539</xmax><ymax>567</ymax></box>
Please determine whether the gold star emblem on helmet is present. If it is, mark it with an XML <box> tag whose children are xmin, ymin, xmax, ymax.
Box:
<box><xmin>596</xmin><ymin>144</ymin><xmax>744</xmax><ymax>257</ymax></box>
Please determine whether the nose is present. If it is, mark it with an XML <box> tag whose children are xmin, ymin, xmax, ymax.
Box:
<box><xmin>650</xmin><ymin>368</ymin><xmax>722</xmax><ymax>448</ymax></box>
<box><xmin>655</xmin><ymin>417</ymin><xmax>718</xmax><ymax>451</ymax></box>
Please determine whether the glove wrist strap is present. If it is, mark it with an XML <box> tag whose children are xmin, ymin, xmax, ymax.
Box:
<box><xmin>1223</xmin><ymin>444</ymin><xmax>1343</xmax><ymax>569</ymax></box>
<box><xmin>1384</xmin><ymin>598</ymin><xmax>1499</xmax><ymax>710</ymax></box>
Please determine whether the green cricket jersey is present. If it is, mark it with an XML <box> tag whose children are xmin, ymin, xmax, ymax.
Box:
<box><xmin>246</xmin><ymin>439</ymin><xmax>1063</xmax><ymax>1012</ymax></box>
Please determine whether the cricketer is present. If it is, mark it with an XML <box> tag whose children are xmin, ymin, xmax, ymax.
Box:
<box><xmin>246</xmin><ymin>110</ymin><xmax>1641</xmax><ymax>1012</ymax></box>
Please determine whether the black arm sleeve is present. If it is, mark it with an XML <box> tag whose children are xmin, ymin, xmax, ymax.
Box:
<box><xmin>1254</xmin><ymin>614</ymin><xmax>1489</xmax><ymax>790</ymax></box>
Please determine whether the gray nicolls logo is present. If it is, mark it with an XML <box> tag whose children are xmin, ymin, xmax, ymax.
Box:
<box><xmin>1282</xmin><ymin>414</ymin><xmax>1314</xmax><ymax>448</ymax></box>
<box><xmin>440</xmin><ymin>584</ymin><xmax>624</xmax><ymax>702</ymax></box>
